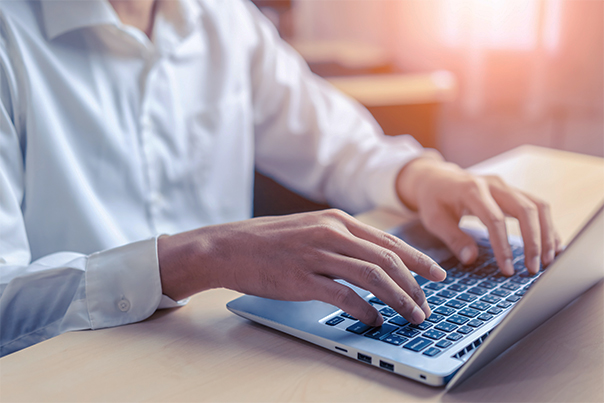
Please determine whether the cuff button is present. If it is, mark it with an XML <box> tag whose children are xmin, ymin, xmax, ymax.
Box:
<box><xmin>118</xmin><ymin>298</ymin><xmax>131</xmax><ymax>312</ymax></box>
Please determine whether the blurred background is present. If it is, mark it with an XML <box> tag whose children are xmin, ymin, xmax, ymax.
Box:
<box><xmin>253</xmin><ymin>0</ymin><xmax>603</xmax><ymax>168</ymax></box>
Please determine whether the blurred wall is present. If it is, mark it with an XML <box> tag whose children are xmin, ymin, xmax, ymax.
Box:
<box><xmin>293</xmin><ymin>0</ymin><xmax>603</xmax><ymax>167</ymax></box>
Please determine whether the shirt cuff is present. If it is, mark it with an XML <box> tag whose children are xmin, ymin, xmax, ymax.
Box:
<box><xmin>85</xmin><ymin>238</ymin><xmax>163</xmax><ymax>329</ymax></box>
<box><xmin>365</xmin><ymin>135</ymin><xmax>438</xmax><ymax>216</ymax></box>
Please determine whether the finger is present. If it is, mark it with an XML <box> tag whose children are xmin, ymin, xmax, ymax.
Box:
<box><xmin>420</xmin><ymin>209</ymin><xmax>479</xmax><ymax>266</ymax></box>
<box><xmin>464</xmin><ymin>180</ymin><xmax>515</xmax><ymax>275</ymax></box>
<box><xmin>489</xmin><ymin>186</ymin><xmax>542</xmax><ymax>274</ymax></box>
<box><xmin>317</xmin><ymin>253</ymin><xmax>428</xmax><ymax>324</ymax></box>
<box><xmin>310</xmin><ymin>275</ymin><xmax>383</xmax><ymax>327</ymax></box>
<box><xmin>330</xmin><ymin>236</ymin><xmax>427</xmax><ymax>312</ymax></box>
<box><xmin>341</xmin><ymin>215</ymin><xmax>446</xmax><ymax>282</ymax></box>
<box><xmin>521</xmin><ymin>192</ymin><xmax>558</xmax><ymax>266</ymax></box>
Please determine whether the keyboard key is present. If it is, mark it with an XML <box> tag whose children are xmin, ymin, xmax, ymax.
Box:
<box><xmin>425</xmin><ymin>313</ymin><xmax>445</xmax><ymax>323</ymax></box>
<box><xmin>448</xmin><ymin>269</ymin><xmax>466</xmax><ymax>278</ymax></box>
<box><xmin>369</xmin><ymin>297</ymin><xmax>385</xmax><ymax>305</ymax></box>
<box><xmin>389</xmin><ymin>315</ymin><xmax>409</xmax><ymax>327</ymax></box>
<box><xmin>441</xmin><ymin>277</ymin><xmax>456</xmax><ymax>285</ymax></box>
<box><xmin>447</xmin><ymin>333</ymin><xmax>464</xmax><ymax>341</ymax></box>
<box><xmin>457</xmin><ymin>325</ymin><xmax>474</xmax><ymax>335</ymax></box>
<box><xmin>511</xmin><ymin>276</ymin><xmax>532</xmax><ymax>285</ymax></box>
<box><xmin>340</xmin><ymin>312</ymin><xmax>356</xmax><ymax>320</ymax></box>
<box><xmin>427</xmin><ymin>296</ymin><xmax>447</xmax><ymax>305</ymax></box>
<box><xmin>434</xmin><ymin>306</ymin><xmax>455</xmax><ymax>316</ymax></box>
<box><xmin>423</xmin><ymin>347</ymin><xmax>441</xmax><ymax>357</ymax></box>
<box><xmin>423</xmin><ymin>290</ymin><xmax>435</xmax><ymax>297</ymax></box>
<box><xmin>457</xmin><ymin>293</ymin><xmax>478</xmax><ymax>302</ymax></box>
<box><xmin>379</xmin><ymin>307</ymin><xmax>397</xmax><ymax>317</ymax></box>
<box><xmin>396</xmin><ymin>327</ymin><xmax>421</xmax><ymax>338</ymax></box>
<box><xmin>459</xmin><ymin>278</ymin><xmax>478</xmax><ymax>286</ymax></box>
<box><xmin>467</xmin><ymin>319</ymin><xmax>484</xmax><ymax>328</ymax></box>
<box><xmin>487</xmin><ymin>307</ymin><xmax>503</xmax><ymax>315</ymax></box>
<box><xmin>410</xmin><ymin>321</ymin><xmax>433</xmax><ymax>331</ymax></box>
<box><xmin>468</xmin><ymin>287</ymin><xmax>489</xmax><ymax>296</ymax></box>
<box><xmin>448</xmin><ymin>284</ymin><xmax>468</xmax><ymax>292</ymax></box>
<box><xmin>516</xmin><ymin>289</ymin><xmax>527</xmax><ymax>296</ymax></box>
<box><xmin>477</xmin><ymin>313</ymin><xmax>494</xmax><ymax>321</ymax></box>
<box><xmin>497</xmin><ymin>301</ymin><xmax>513</xmax><ymax>309</ymax></box>
<box><xmin>326</xmin><ymin>317</ymin><xmax>345</xmax><ymax>326</ymax></box>
<box><xmin>447</xmin><ymin>315</ymin><xmax>470</xmax><ymax>325</ymax></box>
<box><xmin>469</xmin><ymin>302</ymin><xmax>491</xmax><ymax>311</ymax></box>
<box><xmin>481</xmin><ymin>295</ymin><xmax>502</xmax><ymax>304</ymax></box>
<box><xmin>381</xmin><ymin>334</ymin><xmax>408</xmax><ymax>346</ymax></box>
<box><xmin>445</xmin><ymin>300</ymin><xmax>466</xmax><ymax>309</ymax></box>
<box><xmin>346</xmin><ymin>322</ymin><xmax>373</xmax><ymax>334</ymax></box>
<box><xmin>501</xmin><ymin>282</ymin><xmax>521</xmax><ymax>291</ymax></box>
<box><xmin>403</xmin><ymin>337</ymin><xmax>433</xmax><ymax>352</ymax></box>
<box><xmin>424</xmin><ymin>329</ymin><xmax>446</xmax><ymax>340</ymax></box>
<box><xmin>469</xmin><ymin>272</ymin><xmax>488</xmax><ymax>280</ymax></box>
<box><xmin>487</xmin><ymin>274</ymin><xmax>508</xmax><ymax>283</ymax></box>
<box><xmin>491</xmin><ymin>289</ymin><xmax>511</xmax><ymax>298</ymax></box>
<box><xmin>435</xmin><ymin>322</ymin><xmax>458</xmax><ymax>332</ymax></box>
<box><xmin>459</xmin><ymin>308</ymin><xmax>480</xmax><ymax>318</ymax></box>
<box><xmin>506</xmin><ymin>295</ymin><xmax>522</xmax><ymax>303</ymax></box>
<box><xmin>478</xmin><ymin>281</ymin><xmax>497</xmax><ymax>289</ymax></box>
<box><xmin>364</xmin><ymin>324</ymin><xmax>398</xmax><ymax>340</ymax></box>
<box><xmin>437</xmin><ymin>290</ymin><xmax>458</xmax><ymax>299</ymax></box>
<box><xmin>435</xmin><ymin>339</ymin><xmax>453</xmax><ymax>349</ymax></box>
<box><xmin>424</xmin><ymin>282</ymin><xmax>446</xmax><ymax>291</ymax></box>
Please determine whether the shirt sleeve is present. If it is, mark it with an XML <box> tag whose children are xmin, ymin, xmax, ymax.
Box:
<box><xmin>0</xmin><ymin>36</ymin><xmax>167</xmax><ymax>357</ymax></box>
<box><xmin>244</xmin><ymin>2</ymin><xmax>429</xmax><ymax>215</ymax></box>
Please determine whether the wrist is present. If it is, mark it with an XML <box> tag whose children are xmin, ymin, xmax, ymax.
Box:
<box><xmin>395</xmin><ymin>151</ymin><xmax>446</xmax><ymax>211</ymax></box>
<box><xmin>157</xmin><ymin>230</ymin><xmax>219</xmax><ymax>301</ymax></box>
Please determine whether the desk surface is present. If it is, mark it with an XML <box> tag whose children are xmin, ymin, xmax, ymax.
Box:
<box><xmin>2</xmin><ymin>145</ymin><xmax>603</xmax><ymax>402</ymax></box>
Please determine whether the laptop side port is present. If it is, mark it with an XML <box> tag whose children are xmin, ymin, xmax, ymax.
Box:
<box><xmin>379</xmin><ymin>360</ymin><xmax>394</xmax><ymax>371</ymax></box>
<box><xmin>335</xmin><ymin>346</ymin><xmax>348</xmax><ymax>353</ymax></box>
<box><xmin>357</xmin><ymin>353</ymin><xmax>372</xmax><ymax>364</ymax></box>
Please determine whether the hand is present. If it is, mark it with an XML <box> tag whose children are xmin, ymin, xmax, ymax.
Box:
<box><xmin>157</xmin><ymin>209</ymin><xmax>447</xmax><ymax>326</ymax></box>
<box><xmin>396</xmin><ymin>156</ymin><xmax>562</xmax><ymax>275</ymax></box>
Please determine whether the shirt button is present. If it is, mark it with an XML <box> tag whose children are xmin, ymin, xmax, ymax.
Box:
<box><xmin>118</xmin><ymin>298</ymin><xmax>131</xmax><ymax>312</ymax></box>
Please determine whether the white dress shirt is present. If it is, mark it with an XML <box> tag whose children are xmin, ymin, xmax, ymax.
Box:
<box><xmin>0</xmin><ymin>0</ymin><xmax>425</xmax><ymax>356</ymax></box>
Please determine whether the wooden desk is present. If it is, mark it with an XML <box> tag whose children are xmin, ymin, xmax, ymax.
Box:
<box><xmin>1</xmin><ymin>146</ymin><xmax>603</xmax><ymax>402</ymax></box>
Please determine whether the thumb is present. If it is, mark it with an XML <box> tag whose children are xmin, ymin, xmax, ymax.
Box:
<box><xmin>422</xmin><ymin>212</ymin><xmax>478</xmax><ymax>265</ymax></box>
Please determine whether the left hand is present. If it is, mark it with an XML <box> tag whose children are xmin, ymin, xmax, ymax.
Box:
<box><xmin>395</xmin><ymin>155</ymin><xmax>562</xmax><ymax>275</ymax></box>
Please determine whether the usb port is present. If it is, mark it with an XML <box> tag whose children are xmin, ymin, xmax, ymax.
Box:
<box><xmin>379</xmin><ymin>360</ymin><xmax>394</xmax><ymax>371</ymax></box>
<box><xmin>357</xmin><ymin>353</ymin><xmax>372</xmax><ymax>364</ymax></box>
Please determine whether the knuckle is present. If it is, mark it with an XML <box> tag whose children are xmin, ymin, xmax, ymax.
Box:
<box><xmin>391</xmin><ymin>295</ymin><xmax>415</xmax><ymax>315</ymax></box>
<box><xmin>360</xmin><ymin>264</ymin><xmax>383</xmax><ymax>286</ymax></box>
<box><xmin>379</xmin><ymin>232</ymin><xmax>400</xmax><ymax>250</ymax></box>
<box><xmin>488</xmin><ymin>212</ymin><xmax>506</xmax><ymax>228</ymax></box>
<box><xmin>486</xmin><ymin>174</ymin><xmax>505</xmax><ymax>186</ymax></box>
<box><xmin>324</xmin><ymin>208</ymin><xmax>347</xmax><ymax>220</ymax></box>
<box><xmin>379</xmin><ymin>249</ymin><xmax>400</xmax><ymax>271</ymax></box>
<box><xmin>332</xmin><ymin>286</ymin><xmax>355</xmax><ymax>307</ymax></box>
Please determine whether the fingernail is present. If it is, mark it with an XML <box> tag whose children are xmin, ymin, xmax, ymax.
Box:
<box><xmin>411</xmin><ymin>306</ymin><xmax>426</xmax><ymax>324</ymax></box>
<box><xmin>504</xmin><ymin>259</ymin><xmax>514</xmax><ymax>276</ymax></box>
<box><xmin>420</xmin><ymin>300</ymin><xmax>432</xmax><ymax>318</ymax></box>
<box><xmin>546</xmin><ymin>249</ymin><xmax>555</xmax><ymax>265</ymax></box>
<box><xmin>530</xmin><ymin>256</ymin><xmax>541</xmax><ymax>273</ymax></box>
<box><xmin>460</xmin><ymin>246</ymin><xmax>473</xmax><ymax>264</ymax></box>
<box><xmin>430</xmin><ymin>263</ymin><xmax>447</xmax><ymax>280</ymax></box>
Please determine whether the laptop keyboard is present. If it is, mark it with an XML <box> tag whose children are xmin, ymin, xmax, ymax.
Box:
<box><xmin>323</xmin><ymin>241</ymin><xmax>544</xmax><ymax>358</ymax></box>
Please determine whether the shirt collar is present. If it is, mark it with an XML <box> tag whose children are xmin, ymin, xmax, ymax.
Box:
<box><xmin>41</xmin><ymin>0</ymin><xmax>120</xmax><ymax>40</ymax></box>
<box><xmin>40</xmin><ymin>0</ymin><xmax>203</xmax><ymax>43</ymax></box>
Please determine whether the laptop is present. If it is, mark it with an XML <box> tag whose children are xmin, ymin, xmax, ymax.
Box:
<box><xmin>226</xmin><ymin>203</ymin><xmax>604</xmax><ymax>389</ymax></box>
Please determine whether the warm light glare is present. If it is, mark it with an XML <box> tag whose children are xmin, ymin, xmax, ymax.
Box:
<box><xmin>441</xmin><ymin>0</ymin><xmax>562</xmax><ymax>51</ymax></box>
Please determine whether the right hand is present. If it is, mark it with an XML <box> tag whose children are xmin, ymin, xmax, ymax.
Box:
<box><xmin>158</xmin><ymin>209</ymin><xmax>447</xmax><ymax>326</ymax></box>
